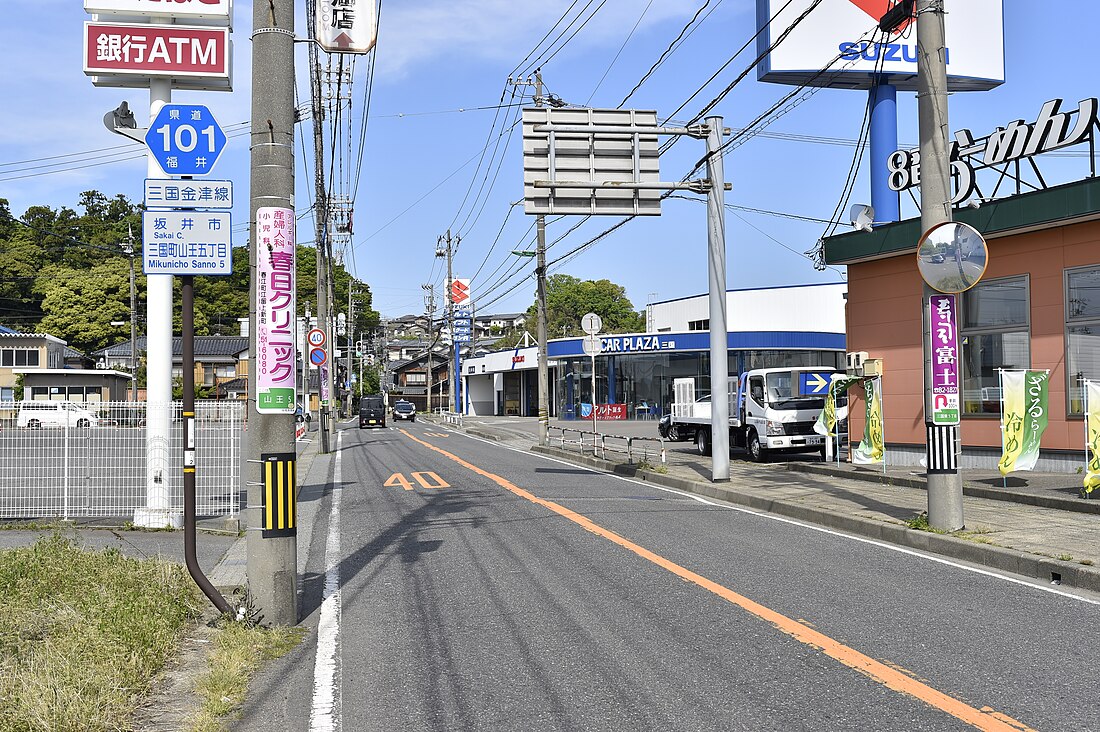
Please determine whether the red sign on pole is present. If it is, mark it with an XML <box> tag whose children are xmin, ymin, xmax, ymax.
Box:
<box><xmin>449</xmin><ymin>278</ymin><xmax>470</xmax><ymax>305</ymax></box>
<box><xmin>84</xmin><ymin>22</ymin><xmax>231</xmax><ymax>79</ymax></box>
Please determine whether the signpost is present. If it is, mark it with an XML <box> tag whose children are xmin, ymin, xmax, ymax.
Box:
<box><xmin>799</xmin><ymin>371</ymin><xmax>832</xmax><ymax>397</ymax></box>
<box><xmin>141</xmin><ymin>211</ymin><xmax>232</xmax><ymax>275</ymax></box>
<box><xmin>145</xmin><ymin>104</ymin><xmax>227</xmax><ymax>177</ymax></box>
<box><xmin>315</xmin><ymin>0</ymin><xmax>378</xmax><ymax>54</ymax></box>
<box><xmin>255</xmin><ymin>207</ymin><xmax>296</xmax><ymax>414</ymax></box>
<box><xmin>582</xmin><ymin>328</ymin><xmax>602</xmax><ymax>453</ymax></box>
<box><xmin>145</xmin><ymin>179</ymin><xmax>232</xmax><ymax>209</ymax></box>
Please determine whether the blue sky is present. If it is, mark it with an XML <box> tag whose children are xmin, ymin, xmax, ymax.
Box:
<box><xmin>1</xmin><ymin>1</ymin><xmax>1095</xmax><ymax>319</ymax></box>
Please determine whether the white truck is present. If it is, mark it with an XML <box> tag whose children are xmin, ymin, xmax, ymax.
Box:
<box><xmin>669</xmin><ymin>367</ymin><xmax>838</xmax><ymax>461</ymax></box>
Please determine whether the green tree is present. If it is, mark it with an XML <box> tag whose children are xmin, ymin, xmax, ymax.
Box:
<box><xmin>35</xmin><ymin>259</ymin><xmax>142</xmax><ymax>354</ymax></box>
<box><xmin>513</xmin><ymin>274</ymin><xmax>644</xmax><ymax>342</ymax></box>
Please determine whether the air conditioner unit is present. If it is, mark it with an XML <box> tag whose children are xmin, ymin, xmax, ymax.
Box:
<box><xmin>846</xmin><ymin>351</ymin><xmax>868</xmax><ymax>376</ymax></box>
<box><xmin>862</xmin><ymin>358</ymin><xmax>884</xmax><ymax>377</ymax></box>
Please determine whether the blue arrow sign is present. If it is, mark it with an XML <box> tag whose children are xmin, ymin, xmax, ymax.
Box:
<box><xmin>145</xmin><ymin>104</ymin><xmax>227</xmax><ymax>177</ymax></box>
<box><xmin>799</xmin><ymin>371</ymin><xmax>833</xmax><ymax>396</ymax></box>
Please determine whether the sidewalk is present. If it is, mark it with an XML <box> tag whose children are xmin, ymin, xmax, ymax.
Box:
<box><xmin>439</xmin><ymin>416</ymin><xmax>1100</xmax><ymax>593</ymax></box>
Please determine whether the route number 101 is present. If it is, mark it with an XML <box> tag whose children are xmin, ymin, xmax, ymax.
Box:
<box><xmin>153</xmin><ymin>123</ymin><xmax>217</xmax><ymax>153</ymax></box>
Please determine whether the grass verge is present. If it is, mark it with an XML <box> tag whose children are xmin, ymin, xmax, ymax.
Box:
<box><xmin>0</xmin><ymin>534</ymin><xmax>204</xmax><ymax>731</ymax></box>
<box><xmin>188</xmin><ymin>620</ymin><xmax>305</xmax><ymax>731</ymax></box>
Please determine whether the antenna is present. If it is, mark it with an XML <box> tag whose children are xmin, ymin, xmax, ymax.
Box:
<box><xmin>849</xmin><ymin>204</ymin><xmax>877</xmax><ymax>232</ymax></box>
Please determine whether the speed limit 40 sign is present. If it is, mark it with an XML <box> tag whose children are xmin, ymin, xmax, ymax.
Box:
<box><xmin>145</xmin><ymin>104</ymin><xmax>227</xmax><ymax>177</ymax></box>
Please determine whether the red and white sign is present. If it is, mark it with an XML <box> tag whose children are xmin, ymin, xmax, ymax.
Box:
<box><xmin>449</xmin><ymin>278</ymin><xmax>471</xmax><ymax>305</ymax></box>
<box><xmin>307</xmin><ymin>328</ymin><xmax>326</xmax><ymax>348</ymax></box>
<box><xmin>84</xmin><ymin>0</ymin><xmax>232</xmax><ymax>22</ymax></box>
<box><xmin>580</xmin><ymin>404</ymin><xmax>627</xmax><ymax>421</ymax></box>
<box><xmin>84</xmin><ymin>22</ymin><xmax>230</xmax><ymax>79</ymax></box>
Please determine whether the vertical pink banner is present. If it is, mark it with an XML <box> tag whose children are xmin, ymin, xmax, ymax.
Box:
<box><xmin>256</xmin><ymin>207</ymin><xmax>296</xmax><ymax>413</ymax></box>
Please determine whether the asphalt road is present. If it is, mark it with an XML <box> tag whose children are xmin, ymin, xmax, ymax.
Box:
<box><xmin>236</xmin><ymin>421</ymin><xmax>1100</xmax><ymax>731</ymax></box>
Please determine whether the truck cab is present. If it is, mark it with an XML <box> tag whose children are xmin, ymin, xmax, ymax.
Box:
<box><xmin>672</xmin><ymin>366</ymin><xmax>836</xmax><ymax>461</ymax></box>
<box><xmin>735</xmin><ymin>368</ymin><xmax>830</xmax><ymax>460</ymax></box>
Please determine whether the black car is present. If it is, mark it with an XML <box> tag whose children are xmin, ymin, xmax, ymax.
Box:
<box><xmin>658</xmin><ymin>412</ymin><xmax>693</xmax><ymax>442</ymax></box>
<box><xmin>359</xmin><ymin>395</ymin><xmax>386</xmax><ymax>428</ymax></box>
<box><xmin>392</xmin><ymin>400</ymin><xmax>416</xmax><ymax>422</ymax></box>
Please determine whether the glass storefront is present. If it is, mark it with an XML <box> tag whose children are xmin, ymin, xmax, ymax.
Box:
<box><xmin>554</xmin><ymin>349</ymin><xmax>841</xmax><ymax>419</ymax></box>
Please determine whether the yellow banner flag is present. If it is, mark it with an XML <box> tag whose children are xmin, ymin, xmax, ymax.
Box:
<box><xmin>1085</xmin><ymin>381</ymin><xmax>1100</xmax><ymax>497</ymax></box>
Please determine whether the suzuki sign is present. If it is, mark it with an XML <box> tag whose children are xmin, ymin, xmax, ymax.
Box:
<box><xmin>755</xmin><ymin>0</ymin><xmax>1004</xmax><ymax>92</ymax></box>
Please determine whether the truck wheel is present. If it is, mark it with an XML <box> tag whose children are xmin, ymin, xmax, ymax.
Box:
<box><xmin>695</xmin><ymin>427</ymin><xmax>711</xmax><ymax>457</ymax></box>
<box><xmin>747</xmin><ymin>430</ymin><xmax>765</xmax><ymax>462</ymax></box>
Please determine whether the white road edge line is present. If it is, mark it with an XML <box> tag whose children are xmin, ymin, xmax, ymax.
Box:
<box><xmin>441</xmin><ymin>426</ymin><xmax>1100</xmax><ymax>607</ymax></box>
<box><xmin>309</xmin><ymin>430</ymin><xmax>344</xmax><ymax>730</ymax></box>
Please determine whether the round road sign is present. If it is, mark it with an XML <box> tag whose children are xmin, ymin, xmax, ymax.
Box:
<box><xmin>309</xmin><ymin>347</ymin><xmax>327</xmax><ymax>366</ymax></box>
<box><xmin>582</xmin><ymin>334</ymin><xmax>602</xmax><ymax>357</ymax></box>
<box><xmin>307</xmin><ymin>328</ymin><xmax>326</xmax><ymax>347</ymax></box>
<box><xmin>581</xmin><ymin>312</ymin><xmax>602</xmax><ymax>335</ymax></box>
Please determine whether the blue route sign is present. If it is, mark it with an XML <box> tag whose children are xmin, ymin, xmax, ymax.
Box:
<box><xmin>145</xmin><ymin>104</ymin><xmax>227</xmax><ymax>177</ymax></box>
<box><xmin>798</xmin><ymin>371</ymin><xmax>833</xmax><ymax>396</ymax></box>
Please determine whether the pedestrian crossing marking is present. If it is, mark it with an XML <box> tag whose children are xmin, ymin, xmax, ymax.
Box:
<box><xmin>424</xmin><ymin>432</ymin><xmax>449</xmax><ymax>438</ymax></box>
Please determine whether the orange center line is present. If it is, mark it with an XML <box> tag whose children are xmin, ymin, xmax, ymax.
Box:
<box><xmin>398</xmin><ymin>428</ymin><xmax>1034</xmax><ymax>732</ymax></box>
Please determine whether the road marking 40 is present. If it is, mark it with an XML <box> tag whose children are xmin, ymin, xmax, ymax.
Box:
<box><xmin>384</xmin><ymin>472</ymin><xmax>450</xmax><ymax>491</ymax></box>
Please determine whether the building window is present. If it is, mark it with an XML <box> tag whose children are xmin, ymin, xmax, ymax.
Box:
<box><xmin>0</xmin><ymin>349</ymin><xmax>40</xmax><ymax>367</ymax></box>
<box><xmin>688</xmin><ymin>319</ymin><xmax>710</xmax><ymax>331</ymax></box>
<box><xmin>961</xmin><ymin>276</ymin><xmax>1030</xmax><ymax>415</ymax></box>
<box><xmin>406</xmin><ymin>372</ymin><xmax>426</xmax><ymax>385</ymax></box>
<box><xmin>1066</xmin><ymin>265</ymin><xmax>1100</xmax><ymax>415</ymax></box>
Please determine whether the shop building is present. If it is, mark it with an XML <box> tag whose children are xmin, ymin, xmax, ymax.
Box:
<box><xmin>825</xmin><ymin>177</ymin><xmax>1100</xmax><ymax>470</ymax></box>
<box><xmin>461</xmin><ymin>283</ymin><xmax>846</xmax><ymax>419</ymax></box>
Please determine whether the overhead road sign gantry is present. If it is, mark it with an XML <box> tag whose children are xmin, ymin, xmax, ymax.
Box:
<box><xmin>146</xmin><ymin>104</ymin><xmax>228</xmax><ymax>177</ymax></box>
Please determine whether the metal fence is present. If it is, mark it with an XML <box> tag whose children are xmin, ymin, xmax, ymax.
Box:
<box><xmin>549</xmin><ymin>426</ymin><xmax>666</xmax><ymax>465</ymax></box>
<box><xmin>0</xmin><ymin>401</ymin><xmax>242</xmax><ymax>520</ymax></box>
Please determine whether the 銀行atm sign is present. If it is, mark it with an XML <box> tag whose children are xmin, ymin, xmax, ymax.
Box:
<box><xmin>84</xmin><ymin>21</ymin><xmax>230</xmax><ymax>80</ymax></box>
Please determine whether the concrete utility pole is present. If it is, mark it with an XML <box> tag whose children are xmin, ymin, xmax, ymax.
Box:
<box><xmin>246</xmin><ymin>0</ymin><xmax>298</xmax><ymax>626</ymax></box>
<box><xmin>705</xmin><ymin>115</ymin><xmax>730</xmax><ymax>482</ymax></box>
<box><xmin>345</xmin><ymin>286</ymin><xmax>355</xmax><ymax>413</ymax></box>
<box><xmin>916</xmin><ymin>0</ymin><xmax>964</xmax><ymax>530</ymax></box>
<box><xmin>307</xmin><ymin>3</ymin><xmax>334</xmax><ymax>453</ymax></box>
<box><xmin>423</xmin><ymin>283</ymin><xmax>436</xmax><ymax>412</ymax></box>
<box><xmin>534</xmin><ymin>70</ymin><xmax>550</xmax><ymax>448</ymax></box>
<box><xmin>437</xmin><ymin>231</ymin><xmax>457</xmax><ymax>413</ymax></box>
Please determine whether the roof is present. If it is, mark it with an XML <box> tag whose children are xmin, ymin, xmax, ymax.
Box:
<box><xmin>94</xmin><ymin>336</ymin><xmax>249</xmax><ymax>359</ymax></box>
<box><xmin>0</xmin><ymin>331</ymin><xmax>67</xmax><ymax>345</ymax></box>
<box><xmin>648</xmin><ymin>282</ymin><xmax>847</xmax><ymax>307</ymax></box>
<box><xmin>824</xmin><ymin>176</ymin><xmax>1100</xmax><ymax>266</ymax></box>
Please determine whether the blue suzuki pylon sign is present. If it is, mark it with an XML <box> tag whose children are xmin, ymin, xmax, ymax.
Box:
<box><xmin>145</xmin><ymin>104</ymin><xmax>227</xmax><ymax>177</ymax></box>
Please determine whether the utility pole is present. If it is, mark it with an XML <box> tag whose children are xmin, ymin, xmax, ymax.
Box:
<box><xmin>916</xmin><ymin>0</ymin><xmax>964</xmax><ymax>530</ymax></box>
<box><xmin>423</xmin><ymin>283</ymin><xmax>436</xmax><ymax>412</ymax></box>
<box><xmin>437</xmin><ymin>231</ymin><xmax>457</xmax><ymax>413</ymax></box>
<box><xmin>246</xmin><ymin>0</ymin><xmax>298</xmax><ymax>626</ymax></box>
<box><xmin>307</xmin><ymin>2</ymin><xmax>333</xmax><ymax>454</ymax></box>
<box><xmin>534</xmin><ymin>70</ymin><xmax>550</xmax><ymax>447</ymax></box>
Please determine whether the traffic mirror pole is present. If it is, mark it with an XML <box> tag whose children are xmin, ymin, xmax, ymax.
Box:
<box><xmin>916</xmin><ymin>0</ymin><xmax>964</xmax><ymax>530</ymax></box>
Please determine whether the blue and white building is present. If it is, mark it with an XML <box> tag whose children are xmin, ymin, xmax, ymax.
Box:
<box><xmin>461</xmin><ymin>283</ymin><xmax>846</xmax><ymax>418</ymax></box>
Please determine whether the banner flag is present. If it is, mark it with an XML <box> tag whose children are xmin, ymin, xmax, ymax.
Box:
<box><xmin>1084</xmin><ymin>381</ymin><xmax>1100</xmax><ymax>496</ymax></box>
<box><xmin>813</xmin><ymin>376</ymin><xmax>861</xmax><ymax>436</ymax></box>
<box><xmin>852</xmin><ymin>377</ymin><xmax>884</xmax><ymax>465</ymax></box>
<box><xmin>998</xmin><ymin>370</ymin><xmax>1051</xmax><ymax>476</ymax></box>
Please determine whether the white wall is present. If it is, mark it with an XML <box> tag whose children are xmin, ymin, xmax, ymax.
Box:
<box><xmin>647</xmin><ymin>283</ymin><xmax>846</xmax><ymax>334</ymax></box>
<box><xmin>465</xmin><ymin>373</ymin><xmax>495</xmax><ymax>416</ymax></box>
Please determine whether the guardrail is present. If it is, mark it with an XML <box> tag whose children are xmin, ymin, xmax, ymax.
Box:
<box><xmin>548</xmin><ymin>426</ymin><xmax>666</xmax><ymax>465</ymax></box>
<box><xmin>440</xmin><ymin>411</ymin><xmax>464</xmax><ymax>427</ymax></box>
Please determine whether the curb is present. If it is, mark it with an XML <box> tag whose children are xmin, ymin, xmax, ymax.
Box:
<box><xmin>531</xmin><ymin>445</ymin><xmax>1100</xmax><ymax>594</ymax></box>
<box><xmin>786</xmin><ymin>462</ymin><xmax>1100</xmax><ymax>516</ymax></box>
